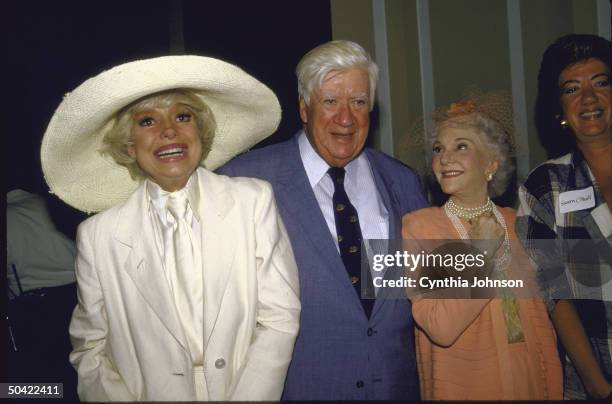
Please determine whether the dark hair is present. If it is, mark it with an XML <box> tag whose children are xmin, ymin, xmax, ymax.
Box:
<box><xmin>535</xmin><ymin>34</ymin><xmax>612</xmax><ymax>158</ymax></box>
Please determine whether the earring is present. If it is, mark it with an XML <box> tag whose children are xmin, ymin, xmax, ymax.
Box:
<box><xmin>556</xmin><ymin>114</ymin><xmax>569</xmax><ymax>129</ymax></box>
<box><xmin>486</xmin><ymin>173</ymin><xmax>493</xmax><ymax>181</ymax></box>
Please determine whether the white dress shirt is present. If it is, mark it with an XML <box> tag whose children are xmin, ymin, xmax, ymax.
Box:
<box><xmin>146</xmin><ymin>174</ymin><xmax>204</xmax><ymax>366</ymax></box>
<box><xmin>298</xmin><ymin>131</ymin><xmax>389</xmax><ymax>252</ymax></box>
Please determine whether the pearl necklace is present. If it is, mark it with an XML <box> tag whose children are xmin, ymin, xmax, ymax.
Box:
<box><xmin>444</xmin><ymin>202</ymin><xmax>511</xmax><ymax>272</ymax></box>
<box><xmin>445</xmin><ymin>197</ymin><xmax>493</xmax><ymax>219</ymax></box>
<box><xmin>446</xmin><ymin>203</ymin><xmax>524</xmax><ymax>344</ymax></box>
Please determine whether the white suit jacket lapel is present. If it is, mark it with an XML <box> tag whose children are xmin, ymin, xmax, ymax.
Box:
<box><xmin>114</xmin><ymin>183</ymin><xmax>189</xmax><ymax>352</ymax></box>
<box><xmin>196</xmin><ymin>169</ymin><xmax>237</xmax><ymax>347</ymax></box>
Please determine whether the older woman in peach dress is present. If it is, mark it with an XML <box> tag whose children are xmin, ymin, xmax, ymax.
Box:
<box><xmin>402</xmin><ymin>91</ymin><xmax>562</xmax><ymax>400</ymax></box>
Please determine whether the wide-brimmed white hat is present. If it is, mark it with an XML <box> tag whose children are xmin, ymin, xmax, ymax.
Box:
<box><xmin>41</xmin><ymin>55</ymin><xmax>281</xmax><ymax>213</ymax></box>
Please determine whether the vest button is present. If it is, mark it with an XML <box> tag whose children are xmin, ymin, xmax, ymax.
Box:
<box><xmin>214</xmin><ymin>358</ymin><xmax>226</xmax><ymax>369</ymax></box>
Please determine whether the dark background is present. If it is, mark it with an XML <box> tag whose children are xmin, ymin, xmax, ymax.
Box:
<box><xmin>5</xmin><ymin>0</ymin><xmax>333</xmax><ymax>239</ymax></box>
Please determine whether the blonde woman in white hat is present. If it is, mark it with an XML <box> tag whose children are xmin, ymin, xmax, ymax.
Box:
<box><xmin>41</xmin><ymin>56</ymin><xmax>300</xmax><ymax>401</ymax></box>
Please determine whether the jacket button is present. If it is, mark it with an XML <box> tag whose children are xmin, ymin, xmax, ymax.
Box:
<box><xmin>356</xmin><ymin>380</ymin><xmax>364</xmax><ymax>388</ymax></box>
<box><xmin>214</xmin><ymin>358</ymin><xmax>226</xmax><ymax>369</ymax></box>
<box><xmin>367</xmin><ymin>327</ymin><xmax>373</xmax><ymax>336</ymax></box>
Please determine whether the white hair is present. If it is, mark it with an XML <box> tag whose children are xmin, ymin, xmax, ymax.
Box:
<box><xmin>296</xmin><ymin>40</ymin><xmax>379</xmax><ymax>110</ymax></box>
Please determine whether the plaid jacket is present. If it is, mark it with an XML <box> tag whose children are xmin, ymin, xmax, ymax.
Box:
<box><xmin>516</xmin><ymin>150</ymin><xmax>612</xmax><ymax>399</ymax></box>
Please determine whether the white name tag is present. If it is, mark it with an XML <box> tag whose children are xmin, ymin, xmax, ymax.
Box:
<box><xmin>559</xmin><ymin>187</ymin><xmax>596</xmax><ymax>214</ymax></box>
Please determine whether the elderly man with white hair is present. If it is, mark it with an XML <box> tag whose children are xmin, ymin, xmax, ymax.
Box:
<box><xmin>219</xmin><ymin>40</ymin><xmax>427</xmax><ymax>400</ymax></box>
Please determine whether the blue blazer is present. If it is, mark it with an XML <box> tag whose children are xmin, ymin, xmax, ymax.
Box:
<box><xmin>218</xmin><ymin>133</ymin><xmax>428</xmax><ymax>400</ymax></box>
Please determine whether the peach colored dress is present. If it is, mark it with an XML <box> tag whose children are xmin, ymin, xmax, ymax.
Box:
<box><xmin>402</xmin><ymin>206</ymin><xmax>562</xmax><ymax>400</ymax></box>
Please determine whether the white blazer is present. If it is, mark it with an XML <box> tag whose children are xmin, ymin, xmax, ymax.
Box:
<box><xmin>69</xmin><ymin>168</ymin><xmax>301</xmax><ymax>401</ymax></box>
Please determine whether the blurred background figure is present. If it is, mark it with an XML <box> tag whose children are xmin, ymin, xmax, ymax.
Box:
<box><xmin>517</xmin><ymin>34</ymin><xmax>612</xmax><ymax>400</ymax></box>
<box><xmin>7</xmin><ymin>189</ymin><xmax>78</xmax><ymax>401</ymax></box>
